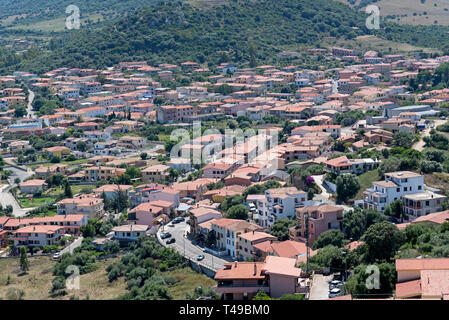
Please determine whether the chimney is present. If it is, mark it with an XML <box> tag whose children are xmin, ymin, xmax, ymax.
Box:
<box><xmin>33</xmin><ymin>226</ymin><xmax>35</xmax><ymax>231</ymax></box>
<box><xmin>234</xmin><ymin>261</ymin><xmax>238</xmax><ymax>268</ymax></box>
<box><xmin>252</xmin><ymin>230</ymin><xmax>255</xmax><ymax>235</ymax></box>
<box><xmin>253</xmin><ymin>262</ymin><xmax>257</xmax><ymax>276</ymax></box>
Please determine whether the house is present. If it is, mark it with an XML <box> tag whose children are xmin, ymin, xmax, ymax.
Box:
<box><xmin>214</xmin><ymin>255</ymin><xmax>303</xmax><ymax>300</ymax></box>
<box><xmin>189</xmin><ymin>206</ymin><xmax>223</xmax><ymax>236</ymax></box>
<box><xmin>141</xmin><ymin>165</ymin><xmax>171</xmax><ymax>183</ymax></box>
<box><xmin>56</xmin><ymin>196</ymin><xmax>104</xmax><ymax>217</ymax></box>
<box><xmin>324</xmin><ymin>156</ymin><xmax>379</xmax><ymax>175</ymax></box>
<box><xmin>395</xmin><ymin>258</ymin><xmax>449</xmax><ymax>299</ymax></box>
<box><xmin>112</xmin><ymin>224</ymin><xmax>149</xmax><ymax>246</ymax></box>
<box><xmin>44</xmin><ymin>146</ymin><xmax>71</xmax><ymax>159</ymax></box>
<box><xmin>402</xmin><ymin>192</ymin><xmax>447</xmax><ymax>218</ymax></box>
<box><xmin>364</xmin><ymin>129</ymin><xmax>394</xmax><ymax>145</ymax></box>
<box><xmin>12</xmin><ymin>225</ymin><xmax>63</xmax><ymax>248</ymax></box>
<box><xmin>128</xmin><ymin>184</ymin><xmax>179</xmax><ymax>208</ymax></box>
<box><xmin>35</xmin><ymin>164</ymin><xmax>68</xmax><ymax>179</ymax></box>
<box><xmin>93</xmin><ymin>184</ymin><xmax>133</xmax><ymax>200</ymax></box>
<box><xmin>19</xmin><ymin>179</ymin><xmax>48</xmax><ymax>194</ymax></box>
<box><xmin>127</xmin><ymin>203</ymin><xmax>166</xmax><ymax>227</ymax></box>
<box><xmin>290</xmin><ymin>205</ymin><xmax>343</xmax><ymax>245</ymax></box>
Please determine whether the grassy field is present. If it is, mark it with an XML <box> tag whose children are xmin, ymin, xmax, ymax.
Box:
<box><xmin>322</xmin><ymin>34</ymin><xmax>440</xmax><ymax>56</ymax></box>
<box><xmin>28</xmin><ymin>158</ymin><xmax>89</xmax><ymax>169</ymax></box>
<box><xmin>5</xmin><ymin>13</ymin><xmax>106</xmax><ymax>32</ymax></box>
<box><xmin>352</xmin><ymin>169</ymin><xmax>380</xmax><ymax>201</ymax></box>
<box><xmin>45</xmin><ymin>184</ymin><xmax>96</xmax><ymax>197</ymax></box>
<box><xmin>165</xmin><ymin>267</ymin><xmax>217</xmax><ymax>300</ymax></box>
<box><xmin>0</xmin><ymin>256</ymin><xmax>127</xmax><ymax>300</ymax></box>
<box><xmin>0</xmin><ymin>257</ymin><xmax>216</xmax><ymax>300</ymax></box>
<box><xmin>17</xmin><ymin>196</ymin><xmax>52</xmax><ymax>208</ymax></box>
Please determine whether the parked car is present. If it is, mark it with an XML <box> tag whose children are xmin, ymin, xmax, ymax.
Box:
<box><xmin>329</xmin><ymin>280</ymin><xmax>343</xmax><ymax>290</ymax></box>
<box><xmin>177</xmin><ymin>217</ymin><xmax>185</xmax><ymax>222</ymax></box>
<box><xmin>161</xmin><ymin>232</ymin><xmax>171</xmax><ymax>239</ymax></box>
<box><xmin>166</xmin><ymin>238</ymin><xmax>176</xmax><ymax>244</ymax></box>
<box><xmin>196</xmin><ymin>254</ymin><xmax>205</xmax><ymax>261</ymax></box>
<box><xmin>52</xmin><ymin>252</ymin><xmax>62</xmax><ymax>260</ymax></box>
<box><xmin>328</xmin><ymin>288</ymin><xmax>341</xmax><ymax>298</ymax></box>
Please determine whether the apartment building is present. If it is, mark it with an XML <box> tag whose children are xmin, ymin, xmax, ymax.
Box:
<box><xmin>189</xmin><ymin>206</ymin><xmax>223</xmax><ymax>236</ymax></box>
<box><xmin>12</xmin><ymin>225</ymin><xmax>63</xmax><ymax>248</ymax></box>
<box><xmin>237</xmin><ymin>231</ymin><xmax>277</xmax><ymax>261</ymax></box>
<box><xmin>156</xmin><ymin>105</ymin><xmax>194</xmax><ymax>123</ymax></box>
<box><xmin>259</xmin><ymin>187</ymin><xmax>307</xmax><ymax>228</ymax></box>
<box><xmin>363</xmin><ymin>171</ymin><xmax>442</xmax><ymax>215</ymax></box>
<box><xmin>19</xmin><ymin>179</ymin><xmax>48</xmax><ymax>194</ymax></box>
<box><xmin>211</xmin><ymin>218</ymin><xmax>263</xmax><ymax>258</ymax></box>
<box><xmin>112</xmin><ymin>224</ymin><xmax>149</xmax><ymax>246</ymax></box>
<box><xmin>290</xmin><ymin>204</ymin><xmax>344</xmax><ymax>246</ymax></box>
<box><xmin>128</xmin><ymin>184</ymin><xmax>180</xmax><ymax>208</ymax></box>
<box><xmin>56</xmin><ymin>196</ymin><xmax>104</xmax><ymax>217</ymax></box>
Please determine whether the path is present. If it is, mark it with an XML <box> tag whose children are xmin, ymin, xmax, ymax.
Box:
<box><xmin>414</xmin><ymin>119</ymin><xmax>446</xmax><ymax>151</ymax></box>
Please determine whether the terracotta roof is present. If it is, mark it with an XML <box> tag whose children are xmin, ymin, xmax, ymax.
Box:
<box><xmin>395</xmin><ymin>279</ymin><xmax>422</xmax><ymax>299</ymax></box>
<box><xmin>238</xmin><ymin>231</ymin><xmax>276</xmax><ymax>243</ymax></box>
<box><xmin>262</xmin><ymin>256</ymin><xmax>302</xmax><ymax>277</ymax></box>
<box><xmin>271</xmin><ymin>240</ymin><xmax>307</xmax><ymax>258</ymax></box>
<box><xmin>396</xmin><ymin>258</ymin><xmax>449</xmax><ymax>271</ymax></box>
<box><xmin>214</xmin><ymin>262</ymin><xmax>266</xmax><ymax>280</ymax></box>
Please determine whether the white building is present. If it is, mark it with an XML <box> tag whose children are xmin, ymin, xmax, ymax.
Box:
<box><xmin>258</xmin><ymin>187</ymin><xmax>308</xmax><ymax>228</ymax></box>
<box><xmin>363</xmin><ymin>171</ymin><xmax>444</xmax><ymax>216</ymax></box>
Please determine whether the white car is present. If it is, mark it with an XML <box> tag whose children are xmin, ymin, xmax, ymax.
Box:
<box><xmin>52</xmin><ymin>252</ymin><xmax>62</xmax><ymax>260</ymax></box>
<box><xmin>328</xmin><ymin>288</ymin><xmax>341</xmax><ymax>298</ymax></box>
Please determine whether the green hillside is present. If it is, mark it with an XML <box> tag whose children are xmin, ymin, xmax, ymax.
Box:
<box><xmin>2</xmin><ymin>0</ymin><xmax>449</xmax><ymax>74</ymax></box>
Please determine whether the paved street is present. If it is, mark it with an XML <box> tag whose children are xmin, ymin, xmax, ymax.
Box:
<box><xmin>309</xmin><ymin>273</ymin><xmax>333</xmax><ymax>300</ymax></box>
<box><xmin>157</xmin><ymin>220</ymin><xmax>230</xmax><ymax>271</ymax></box>
<box><xmin>60</xmin><ymin>236</ymin><xmax>84</xmax><ymax>254</ymax></box>
<box><xmin>0</xmin><ymin>159</ymin><xmax>34</xmax><ymax>217</ymax></box>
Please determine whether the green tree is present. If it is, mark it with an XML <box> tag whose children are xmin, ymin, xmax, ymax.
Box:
<box><xmin>336</xmin><ymin>174</ymin><xmax>360</xmax><ymax>203</ymax></box>
<box><xmin>19</xmin><ymin>247</ymin><xmax>29</xmax><ymax>273</ymax></box>
<box><xmin>269</xmin><ymin>218</ymin><xmax>296</xmax><ymax>241</ymax></box>
<box><xmin>313</xmin><ymin>229</ymin><xmax>344</xmax><ymax>250</ymax></box>
<box><xmin>226</xmin><ymin>205</ymin><xmax>249</xmax><ymax>220</ymax></box>
<box><xmin>361</xmin><ymin>222</ymin><xmax>405</xmax><ymax>262</ymax></box>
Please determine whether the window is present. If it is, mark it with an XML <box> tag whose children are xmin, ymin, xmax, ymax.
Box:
<box><xmin>418</xmin><ymin>185</ymin><xmax>422</xmax><ymax>190</ymax></box>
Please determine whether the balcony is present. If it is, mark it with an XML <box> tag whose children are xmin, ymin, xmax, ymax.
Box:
<box><xmin>215</xmin><ymin>283</ymin><xmax>270</xmax><ymax>294</ymax></box>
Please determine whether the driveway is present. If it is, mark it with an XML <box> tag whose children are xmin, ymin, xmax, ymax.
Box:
<box><xmin>414</xmin><ymin>119</ymin><xmax>446</xmax><ymax>151</ymax></box>
<box><xmin>309</xmin><ymin>273</ymin><xmax>334</xmax><ymax>300</ymax></box>
<box><xmin>312</xmin><ymin>175</ymin><xmax>352</xmax><ymax>212</ymax></box>
<box><xmin>157</xmin><ymin>220</ymin><xmax>230</xmax><ymax>271</ymax></box>
<box><xmin>60</xmin><ymin>236</ymin><xmax>84</xmax><ymax>255</ymax></box>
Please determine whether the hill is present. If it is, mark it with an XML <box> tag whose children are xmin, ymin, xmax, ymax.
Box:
<box><xmin>2</xmin><ymin>0</ymin><xmax>449</xmax><ymax>74</ymax></box>
<box><xmin>336</xmin><ymin>0</ymin><xmax>449</xmax><ymax>26</ymax></box>
<box><xmin>0</xmin><ymin>0</ymin><xmax>166</xmax><ymax>31</ymax></box>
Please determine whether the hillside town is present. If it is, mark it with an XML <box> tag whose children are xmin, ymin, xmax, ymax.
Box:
<box><xmin>2</xmin><ymin>46</ymin><xmax>449</xmax><ymax>301</ymax></box>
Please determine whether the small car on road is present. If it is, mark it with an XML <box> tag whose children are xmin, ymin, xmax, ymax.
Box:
<box><xmin>52</xmin><ymin>252</ymin><xmax>62</xmax><ymax>260</ymax></box>
<box><xmin>161</xmin><ymin>232</ymin><xmax>171</xmax><ymax>239</ymax></box>
<box><xmin>196</xmin><ymin>254</ymin><xmax>205</xmax><ymax>261</ymax></box>
<box><xmin>166</xmin><ymin>238</ymin><xmax>176</xmax><ymax>244</ymax></box>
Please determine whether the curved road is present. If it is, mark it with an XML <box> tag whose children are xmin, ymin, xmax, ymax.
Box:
<box><xmin>157</xmin><ymin>220</ymin><xmax>230</xmax><ymax>271</ymax></box>
<box><xmin>0</xmin><ymin>158</ymin><xmax>34</xmax><ymax>217</ymax></box>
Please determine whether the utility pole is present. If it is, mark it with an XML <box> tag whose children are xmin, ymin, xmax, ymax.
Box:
<box><xmin>305</xmin><ymin>212</ymin><xmax>310</xmax><ymax>274</ymax></box>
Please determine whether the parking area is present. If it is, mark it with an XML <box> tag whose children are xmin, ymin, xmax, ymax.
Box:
<box><xmin>309</xmin><ymin>273</ymin><xmax>345</xmax><ymax>300</ymax></box>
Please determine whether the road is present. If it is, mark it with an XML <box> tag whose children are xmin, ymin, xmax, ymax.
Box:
<box><xmin>60</xmin><ymin>236</ymin><xmax>84</xmax><ymax>254</ymax></box>
<box><xmin>312</xmin><ymin>174</ymin><xmax>353</xmax><ymax>212</ymax></box>
<box><xmin>309</xmin><ymin>274</ymin><xmax>334</xmax><ymax>300</ymax></box>
<box><xmin>414</xmin><ymin>119</ymin><xmax>446</xmax><ymax>151</ymax></box>
<box><xmin>0</xmin><ymin>158</ymin><xmax>34</xmax><ymax>217</ymax></box>
<box><xmin>157</xmin><ymin>220</ymin><xmax>229</xmax><ymax>271</ymax></box>
<box><xmin>27</xmin><ymin>89</ymin><xmax>35</xmax><ymax>118</ymax></box>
